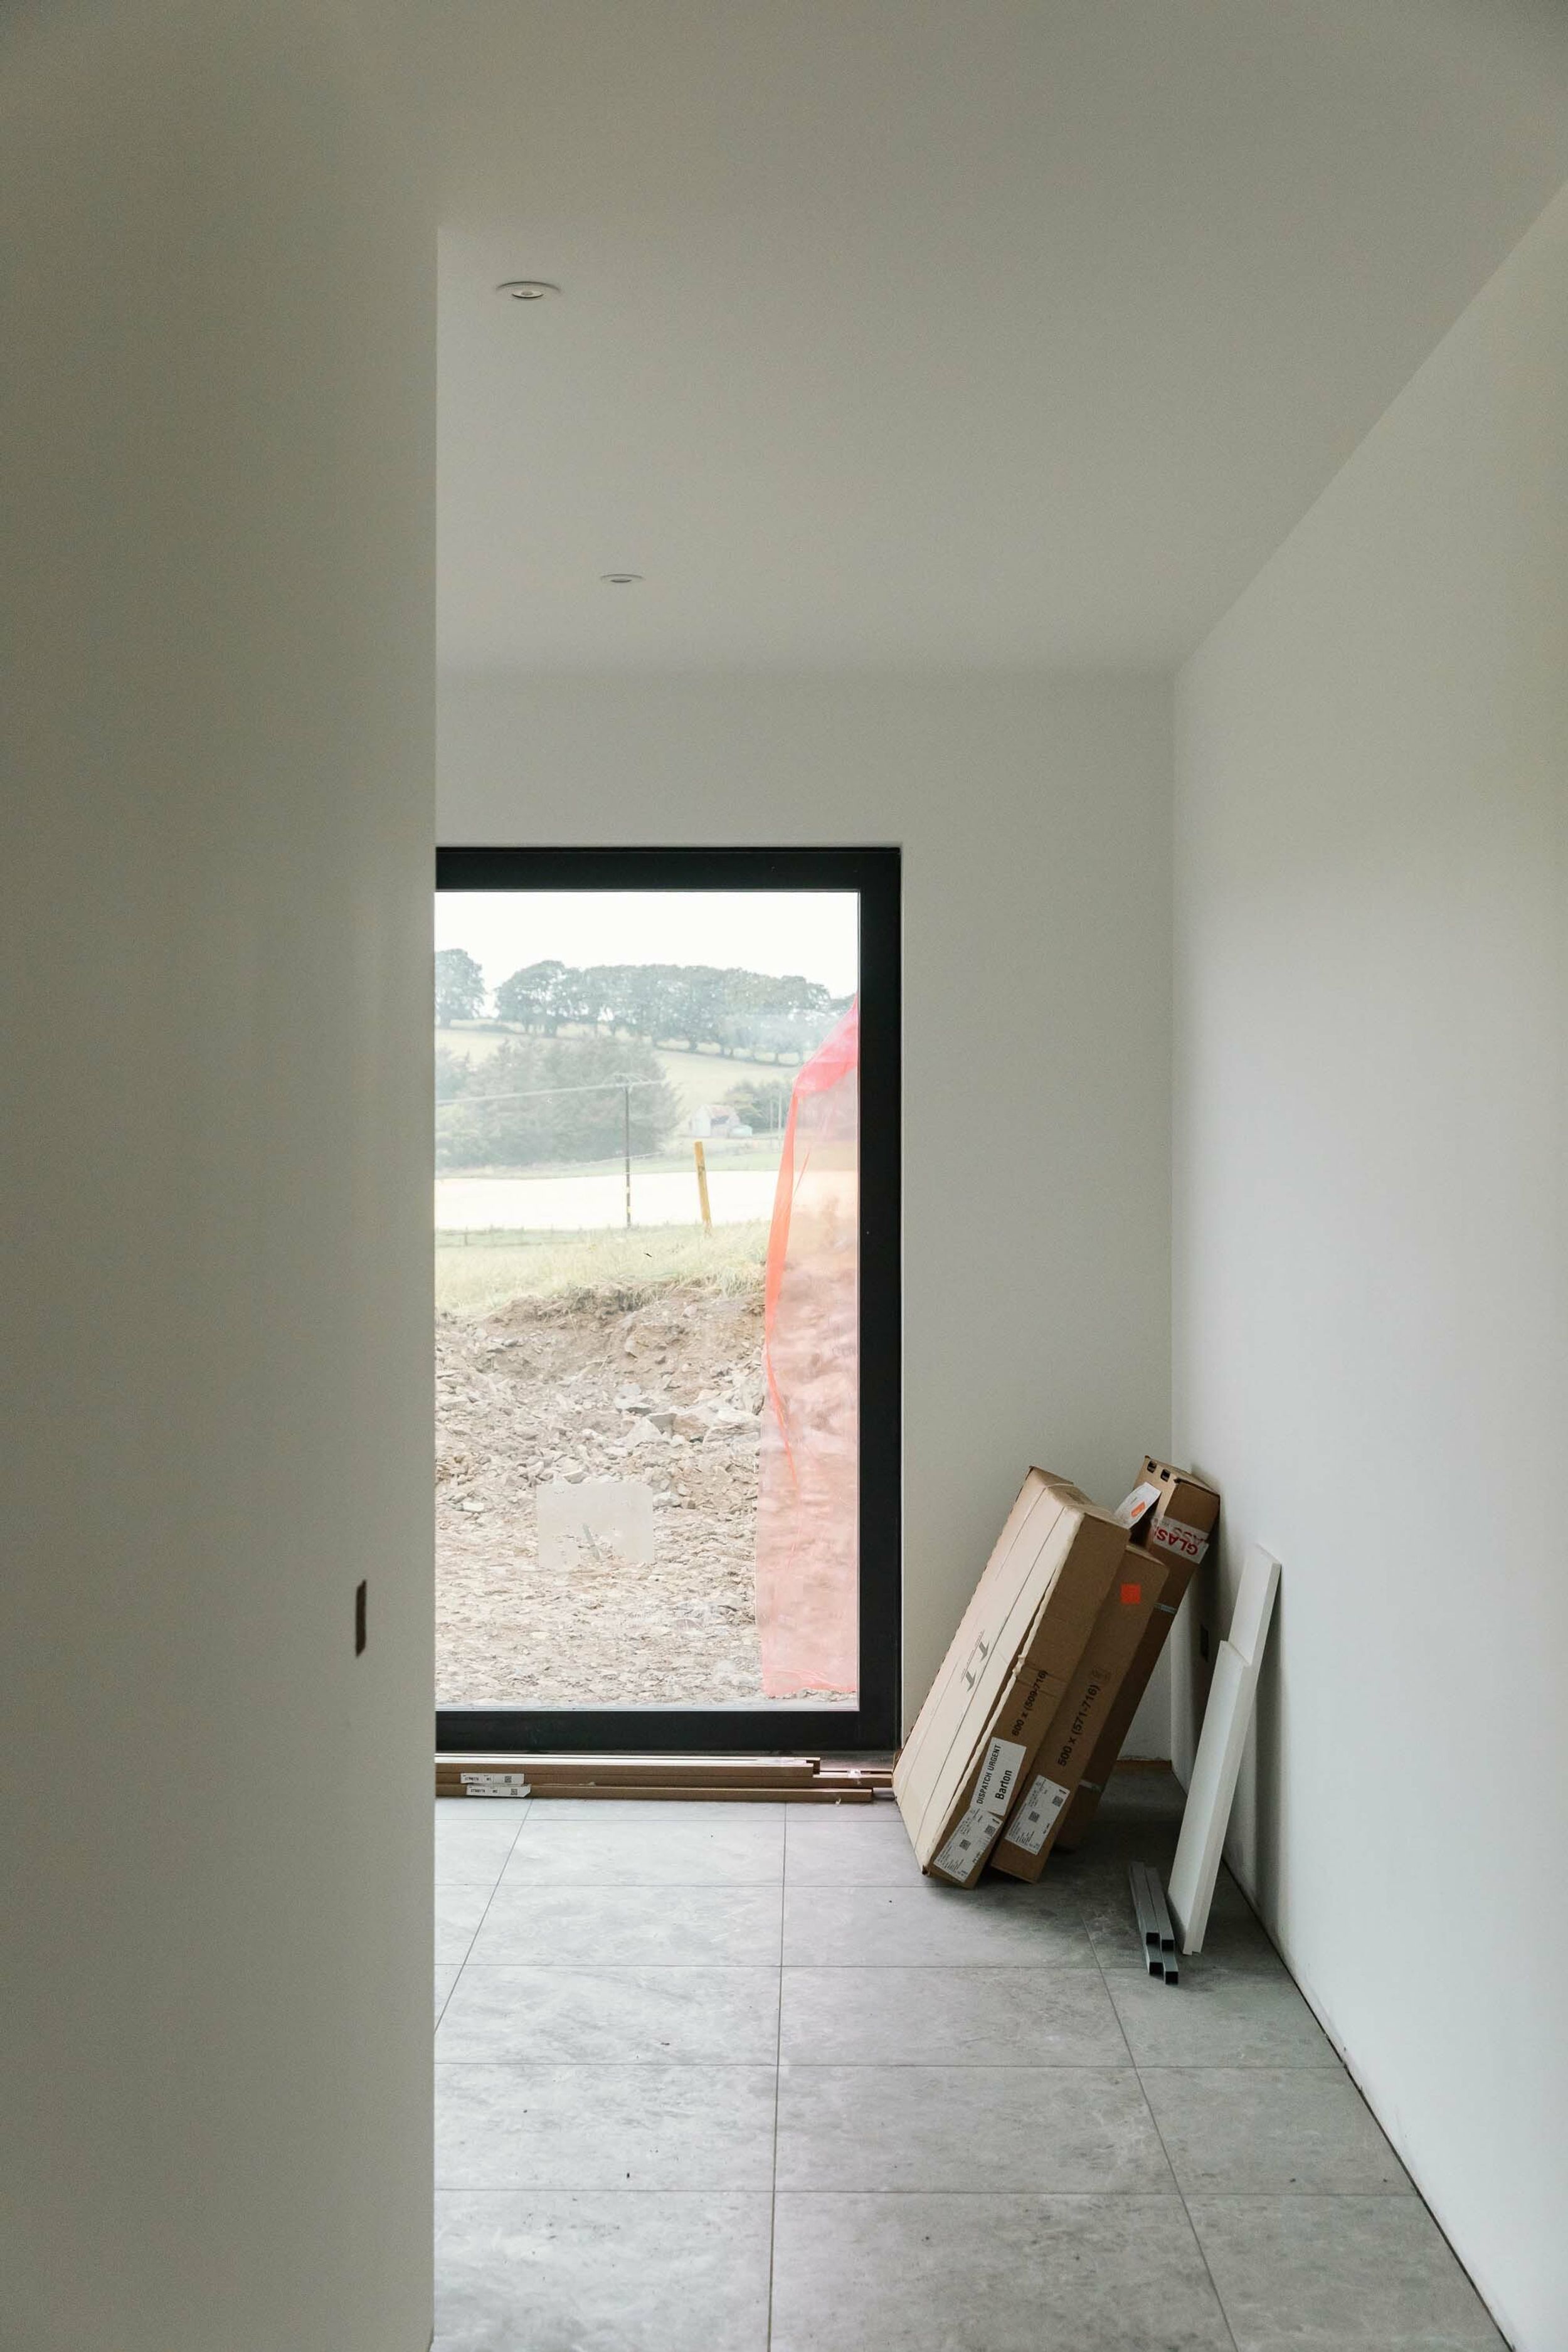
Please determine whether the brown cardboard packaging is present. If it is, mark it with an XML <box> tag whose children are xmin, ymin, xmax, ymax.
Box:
<box><xmin>987</xmin><ymin>1535</ymin><xmax>1169</xmax><ymax>1881</ymax></box>
<box><xmin>1032</xmin><ymin>1458</ymin><xmax>1220</xmax><ymax>1859</ymax></box>
<box><xmin>892</xmin><ymin>1472</ymin><xmax>1130</xmax><ymax>1885</ymax></box>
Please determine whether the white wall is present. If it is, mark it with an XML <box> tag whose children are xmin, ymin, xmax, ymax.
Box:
<box><xmin>2</xmin><ymin>7</ymin><xmax>434</xmax><ymax>2347</ymax></box>
<box><xmin>1173</xmin><ymin>187</ymin><xmax>1568</xmax><ymax>2352</ymax></box>
<box><xmin>440</xmin><ymin>670</ymin><xmax>1174</xmax><ymax>1737</ymax></box>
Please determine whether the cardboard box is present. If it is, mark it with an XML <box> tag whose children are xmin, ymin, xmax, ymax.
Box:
<box><xmin>987</xmin><ymin>1528</ymin><xmax>1170</xmax><ymax>1881</ymax></box>
<box><xmin>1027</xmin><ymin>1458</ymin><xmax>1220</xmax><ymax>1860</ymax></box>
<box><xmin>892</xmin><ymin>1472</ymin><xmax>1130</xmax><ymax>1885</ymax></box>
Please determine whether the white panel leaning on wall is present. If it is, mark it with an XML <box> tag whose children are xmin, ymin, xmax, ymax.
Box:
<box><xmin>1167</xmin><ymin>1544</ymin><xmax>1281</xmax><ymax>1954</ymax></box>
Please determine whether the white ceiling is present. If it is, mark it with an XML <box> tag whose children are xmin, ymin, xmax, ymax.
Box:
<box><xmin>436</xmin><ymin>0</ymin><xmax>1568</xmax><ymax>672</ymax></box>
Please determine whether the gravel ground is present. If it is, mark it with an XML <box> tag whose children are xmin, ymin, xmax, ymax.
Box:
<box><xmin>437</xmin><ymin>1278</ymin><xmax>793</xmax><ymax>1707</ymax></box>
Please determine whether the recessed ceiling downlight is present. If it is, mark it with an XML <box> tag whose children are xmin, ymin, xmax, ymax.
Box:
<box><xmin>601</xmin><ymin>573</ymin><xmax>644</xmax><ymax>586</ymax></box>
<box><xmin>496</xmin><ymin>279</ymin><xmax>560</xmax><ymax>301</ymax></box>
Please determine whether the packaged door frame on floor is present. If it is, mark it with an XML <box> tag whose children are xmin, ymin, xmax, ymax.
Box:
<box><xmin>435</xmin><ymin>843</ymin><xmax>902</xmax><ymax>1756</ymax></box>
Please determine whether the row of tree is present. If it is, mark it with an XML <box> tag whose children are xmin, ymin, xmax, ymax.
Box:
<box><xmin>435</xmin><ymin>948</ymin><xmax>846</xmax><ymax>1064</ymax></box>
<box><xmin>436</xmin><ymin>1034</ymin><xmax>677</xmax><ymax>1172</ymax></box>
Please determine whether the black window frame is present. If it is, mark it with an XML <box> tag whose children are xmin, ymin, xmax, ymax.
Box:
<box><xmin>435</xmin><ymin>844</ymin><xmax>902</xmax><ymax>1754</ymax></box>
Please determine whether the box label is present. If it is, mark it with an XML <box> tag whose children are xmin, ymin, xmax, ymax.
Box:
<box><xmin>1006</xmin><ymin>1772</ymin><xmax>1072</xmax><ymax>1855</ymax></box>
<box><xmin>1149</xmin><ymin>1516</ymin><xmax>1209</xmax><ymax>1565</ymax></box>
<box><xmin>932</xmin><ymin>1801</ymin><xmax>1006</xmax><ymax>1880</ymax></box>
<box><xmin>1116</xmin><ymin>1480</ymin><xmax>1163</xmax><ymax>1528</ymax></box>
<box><xmin>972</xmin><ymin>1736</ymin><xmax>1026</xmax><ymax>1817</ymax></box>
<box><xmin>462</xmin><ymin>1785</ymin><xmax>529</xmax><ymax>1798</ymax></box>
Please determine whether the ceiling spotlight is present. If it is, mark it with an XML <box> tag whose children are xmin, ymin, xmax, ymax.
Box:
<box><xmin>496</xmin><ymin>279</ymin><xmax>560</xmax><ymax>301</ymax></box>
<box><xmin>600</xmin><ymin>572</ymin><xmax>644</xmax><ymax>586</ymax></box>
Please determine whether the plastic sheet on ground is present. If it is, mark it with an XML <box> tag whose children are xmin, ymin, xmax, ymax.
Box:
<box><xmin>755</xmin><ymin>1003</ymin><xmax>859</xmax><ymax>1697</ymax></box>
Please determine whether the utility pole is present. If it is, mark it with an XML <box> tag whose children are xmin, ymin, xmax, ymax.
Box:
<box><xmin>623</xmin><ymin>1082</ymin><xmax>632</xmax><ymax>1229</ymax></box>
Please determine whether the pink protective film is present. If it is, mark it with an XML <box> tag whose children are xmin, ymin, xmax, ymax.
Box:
<box><xmin>754</xmin><ymin>1003</ymin><xmax>860</xmax><ymax>1698</ymax></box>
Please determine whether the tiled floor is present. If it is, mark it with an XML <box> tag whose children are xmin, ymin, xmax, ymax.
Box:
<box><xmin>433</xmin><ymin>1775</ymin><xmax>1502</xmax><ymax>2351</ymax></box>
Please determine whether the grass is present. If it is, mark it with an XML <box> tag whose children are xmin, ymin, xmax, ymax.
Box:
<box><xmin>438</xmin><ymin>1138</ymin><xmax>781</xmax><ymax>1181</ymax></box>
<box><xmin>435</xmin><ymin>1218</ymin><xmax>770</xmax><ymax>1318</ymax></box>
<box><xmin>436</xmin><ymin>1023</ymin><xmax>804</xmax><ymax>1118</ymax></box>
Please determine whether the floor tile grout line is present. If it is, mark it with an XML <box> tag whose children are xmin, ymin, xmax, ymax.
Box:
<box><xmin>1081</xmin><ymin>1868</ymin><xmax>1244</xmax><ymax>2352</ymax></box>
<box><xmin>431</xmin><ymin>2058</ymin><xmax>1145</xmax><ymax>2070</ymax></box>
<box><xmin>437</xmin><ymin>1799</ymin><xmax>536</xmax><ymax>2029</ymax></box>
<box><xmin>435</xmin><ymin>2185</ymin><xmax>1209</xmax><ymax>2198</ymax></box>
<box><xmin>1093</xmin><ymin>1889</ymin><xmax>1243</xmax><ymax>2352</ymax></box>
<box><xmin>765</xmin><ymin>1815</ymin><xmax>787</xmax><ymax>2352</ymax></box>
<box><xmin>435</xmin><ymin>2060</ymin><xmax>780</xmax><ymax>2069</ymax></box>
<box><xmin>445</xmin><ymin>2177</ymin><xmax>1437</xmax><ymax>2206</ymax></box>
<box><xmin>433</xmin><ymin>1806</ymin><xmax>1472</xmax><ymax>2343</ymax></box>
<box><xmin>1132</xmin><ymin>2078</ymin><xmax>1243</xmax><ymax>2352</ymax></box>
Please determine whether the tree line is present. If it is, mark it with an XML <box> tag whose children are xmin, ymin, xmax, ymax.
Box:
<box><xmin>436</xmin><ymin>1034</ymin><xmax>677</xmax><ymax>1172</ymax></box>
<box><xmin>435</xmin><ymin>948</ymin><xmax>847</xmax><ymax>1063</ymax></box>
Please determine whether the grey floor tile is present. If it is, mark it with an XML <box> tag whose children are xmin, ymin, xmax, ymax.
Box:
<box><xmin>437</xmin><ymin>1796</ymin><xmax>530</xmax><ymax>1826</ymax></box>
<box><xmin>780</xmin><ymin>1964</ymin><xmax>1127</xmax><ymax>2067</ymax></box>
<box><xmin>1088</xmin><ymin>1876</ymin><xmax>1274</xmax><ymax>1976</ymax></box>
<box><xmin>783</xmin><ymin>1806</ymin><xmax>926</xmax><ymax>1885</ymax></box>
<box><xmin>1051</xmin><ymin>1819</ymin><xmax>1184</xmax><ymax>1886</ymax></box>
<box><xmin>470</xmin><ymin>1883</ymin><xmax>783</xmax><ymax>1967</ymax></box>
<box><xmin>776</xmin><ymin>2062</ymin><xmax>1172</xmax><ymax>2192</ymax></box>
<box><xmin>435</xmin><ymin>2189</ymin><xmax>771</xmax><ymax>2352</ymax></box>
<box><xmin>437</xmin><ymin>1881</ymin><xmax>497</xmax><ymax>1963</ymax></box>
<box><xmin>436</xmin><ymin>1796</ymin><xmax>531</xmax><ymax>1885</ymax></box>
<box><xmin>1054</xmin><ymin>1838</ymin><xmax>1246</xmax><ymax>1934</ymax></box>
<box><xmin>1092</xmin><ymin>1768</ymin><xmax>1189</xmax><ymax>1824</ymax></box>
<box><xmin>1109</xmin><ymin>1965</ymin><xmax>1340</xmax><ymax>2069</ymax></box>
<box><xmin>427</xmin><ymin>1788</ymin><xmax>1497</xmax><ymax>2352</ymax></box>
<box><xmin>501</xmin><ymin>1801</ymin><xmax>785</xmax><ymax>1886</ymax></box>
<box><xmin>435</xmin><ymin>2062</ymin><xmax>777</xmax><ymax>2190</ymax></box>
<box><xmin>1187</xmin><ymin>2195</ymin><xmax>1505</xmax><ymax>2349</ymax></box>
<box><xmin>437</xmin><ymin>1964</ymin><xmax>780</xmax><ymax>2065</ymax></box>
<box><xmin>1062</xmin><ymin>1817</ymin><xmax>1212</xmax><ymax>1878</ymax></box>
<box><xmin>770</xmin><ymin>2191</ymin><xmax>1233</xmax><ymax>2351</ymax></box>
<box><xmin>783</xmin><ymin>1881</ymin><xmax>1096</xmax><ymax>1969</ymax></box>
<box><xmin>1143</xmin><ymin>2067</ymin><xmax>1412</xmax><ymax>2195</ymax></box>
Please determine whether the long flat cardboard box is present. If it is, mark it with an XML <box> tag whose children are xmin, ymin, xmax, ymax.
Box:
<box><xmin>988</xmin><ymin>1535</ymin><xmax>1168</xmax><ymax>1879</ymax></box>
<box><xmin>893</xmin><ymin>1472</ymin><xmax>1130</xmax><ymax>1884</ymax></box>
<box><xmin>1034</xmin><ymin>1458</ymin><xmax>1219</xmax><ymax>1856</ymax></box>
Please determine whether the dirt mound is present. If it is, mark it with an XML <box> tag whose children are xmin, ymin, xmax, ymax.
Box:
<box><xmin>437</xmin><ymin>1278</ymin><xmax>776</xmax><ymax>1707</ymax></box>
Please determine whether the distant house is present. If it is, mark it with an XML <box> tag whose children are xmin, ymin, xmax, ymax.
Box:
<box><xmin>685</xmin><ymin>1104</ymin><xmax>753</xmax><ymax>1139</ymax></box>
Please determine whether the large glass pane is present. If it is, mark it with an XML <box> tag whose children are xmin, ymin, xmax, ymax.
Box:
<box><xmin>434</xmin><ymin>888</ymin><xmax>860</xmax><ymax>1710</ymax></box>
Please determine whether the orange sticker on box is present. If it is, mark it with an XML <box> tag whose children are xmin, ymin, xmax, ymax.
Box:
<box><xmin>1121</xmin><ymin>1582</ymin><xmax>1142</xmax><ymax>1605</ymax></box>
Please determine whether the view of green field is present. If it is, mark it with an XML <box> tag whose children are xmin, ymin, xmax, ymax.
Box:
<box><xmin>435</xmin><ymin>1217</ymin><xmax>770</xmax><ymax>1317</ymax></box>
<box><xmin>437</xmin><ymin>1024</ymin><xmax>802</xmax><ymax>1124</ymax></box>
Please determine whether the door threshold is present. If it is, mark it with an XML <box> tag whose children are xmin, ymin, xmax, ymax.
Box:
<box><xmin>435</xmin><ymin>1751</ymin><xmax>893</xmax><ymax>1801</ymax></box>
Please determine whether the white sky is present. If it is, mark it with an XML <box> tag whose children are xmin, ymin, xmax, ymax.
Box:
<box><xmin>435</xmin><ymin>890</ymin><xmax>859</xmax><ymax>1002</ymax></box>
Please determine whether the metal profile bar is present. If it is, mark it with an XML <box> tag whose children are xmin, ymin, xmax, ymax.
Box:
<box><xmin>1145</xmin><ymin>1865</ymin><xmax>1180</xmax><ymax>1985</ymax></box>
<box><xmin>1128</xmin><ymin>1862</ymin><xmax>1165</xmax><ymax>1977</ymax></box>
<box><xmin>1147</xmin><ymin>1868</ymin><xmax>1177</xmax><ymax>1955</ymax></box>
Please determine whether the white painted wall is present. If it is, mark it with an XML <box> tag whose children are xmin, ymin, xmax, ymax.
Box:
<box><xmin>1</xmin><ymin>7</ymin><xmax>434</xmax><ymax>2347</ymax></box>
<box><xmin>439</xmin><ymin>670</ymin><xmax>1174</xmax><ymax>1739</ymax></box>
<box><xmin>1173</xmin><ymin>187</ymin><xmax>1568</xmax><ymax>2352</ymax></box>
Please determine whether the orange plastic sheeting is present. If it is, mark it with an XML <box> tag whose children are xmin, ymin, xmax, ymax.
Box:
<box><xmin>755</xmin><ymin>1004</ymin><xmax>859</xmax><ymax>1698</ymax></box>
